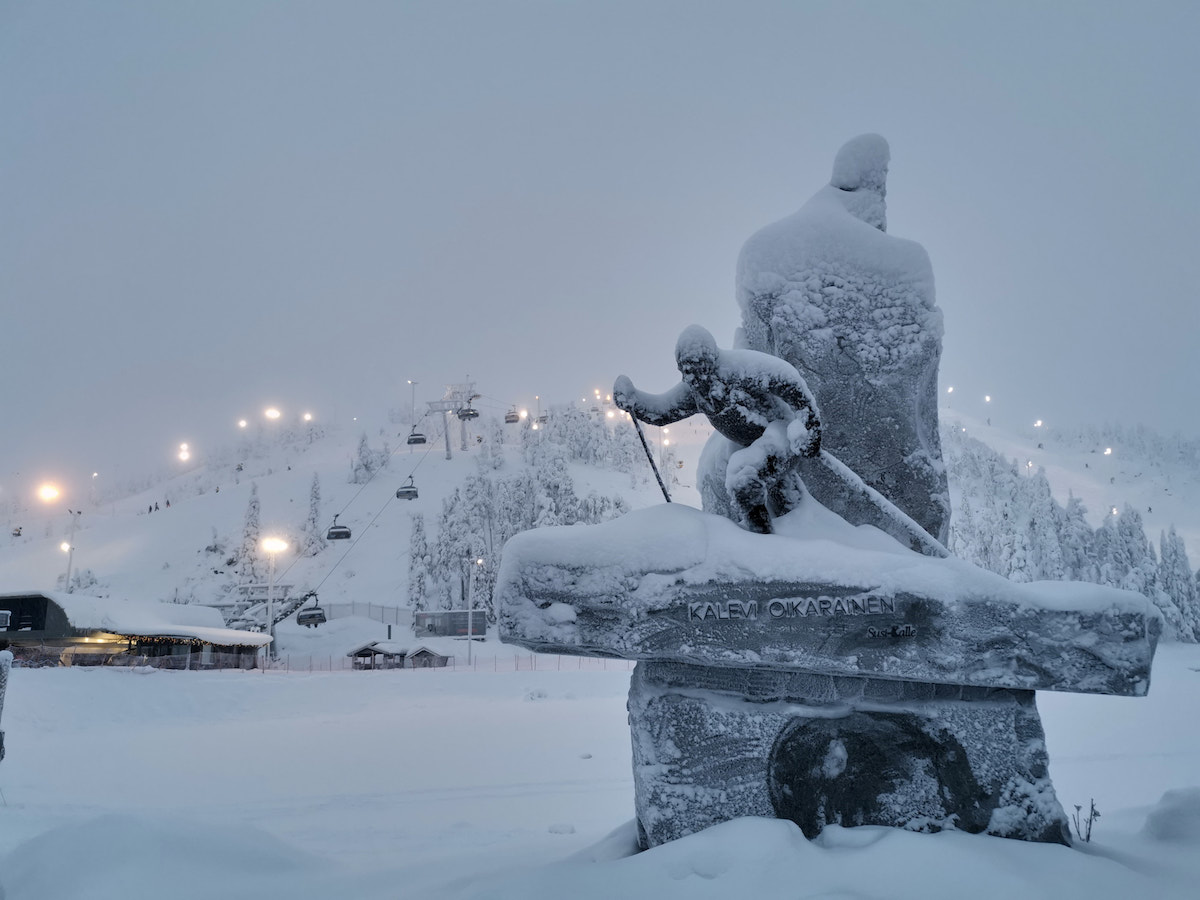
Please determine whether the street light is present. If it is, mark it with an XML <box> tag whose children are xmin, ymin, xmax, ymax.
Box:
<box><xmin>262</xmin><ymin>537</ymin><xmax>288</xmax><ymax>660</ymax></box>
<box><xmin>238</xmin><ymin>419</ymin><xmax>248</xmax><ymax>429</ymax></box>
<box><xmin>303</xmin><ymin>412</ymin><xmax>313</xmax><ymax>422</ymax></box>
<box><xmin>178</xmin><ymin>442</ymin><xmax>190</xmax><ymax>462</ymax></box>
<box><xmin>61</xmin><ymin>509</ymin><xmax>81</xmax><ymax>592</ymax></box>
<box><xmin>466</xmin><ymin>557</ymin><xmax>484</xmax><ymax>666</ymax></box>
<box><xmin>265</xmin><ymin>407</ymin><xmax>281</xmax><ymax>420</ymax></box>
<box><xmin>38</xmin><ymin>484</ymin><xmax>60</xmax><ymax>503</ymax></box>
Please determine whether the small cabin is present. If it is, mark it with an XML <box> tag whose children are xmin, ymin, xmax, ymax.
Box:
<box><xmin>347</xmin><ymin>641</ymin><xmax>407</xmax><ymax>670</ymax></box>
<box><xmin>406</xmin><ymin>646</ymin><xmax>450</xmax><ymax>668</ymax></box>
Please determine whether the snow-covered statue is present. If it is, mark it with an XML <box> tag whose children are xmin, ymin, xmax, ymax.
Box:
<box><xmin>613</xmin><ymin>325</ymin><xmax>821</xmax><ymax>534</ymax></box>
<box><xmin>736</xmin><ymin>133</ymin><xmax>949</xmax><ymax>549</ymax></box>
<box><xmin>497</xmin><ymin>135</ymin><xmax>1162</xmax><ymax>853</ymax></box>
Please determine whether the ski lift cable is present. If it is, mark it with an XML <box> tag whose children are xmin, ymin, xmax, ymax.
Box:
<box><xmin>308</xmin><ymin>492</ymin><xmax>400</xmax><ymax>594</ymax></box>
<box><xmin>273</xmin><ymin>417</ymin><xmax>451</xmax><ymax>587</ymax></box>
<box><xmin>328</xmin><ymin>413</ymin><xmax>449</xmax><ymax>524</ymax></box>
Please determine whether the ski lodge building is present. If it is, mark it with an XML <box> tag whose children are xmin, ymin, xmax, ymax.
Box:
<box><xmin>0</xmin><ymin>590</ymin><xmax>270</xmax><ymax>667</ymax></box>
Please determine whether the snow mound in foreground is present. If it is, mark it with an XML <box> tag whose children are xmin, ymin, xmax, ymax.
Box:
<box><xmin>5</xmin><ymin>785</ymin><xmax>1200</xmax><ymax>900</ymax></box>
<box><xmin>1143</xmin><ymin>788</ymin><xmax>1200</xmax><ymax>843</ymax></box>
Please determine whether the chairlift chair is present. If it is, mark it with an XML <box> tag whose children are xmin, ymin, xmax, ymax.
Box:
<box><xmin>326</xmin><ymin>514</ymin><xmax>352</xmax><ymax>541</ymax></box>
<box><xmin>504</xmin><ymin>408</ymin><xmax>520</xmax><ymax>424</ymax></box>
<box><xmin>396</xmin><ymin>476</ymin><xmax>418</xmax><ymax>500</ymax></box>
<box><xmin>297</xmin><ymin>596</ymin><xmax>327</xmax><ymax>628</ymax></box>
<box><xmin>406</xmin><ymin>426</ymin><xmax>427</xmax><ymax>446</ymax></box>
<box><xmin>456</xmin><ymin>405</ymin><xmax>480</xmax><ymax>421</ymax></box>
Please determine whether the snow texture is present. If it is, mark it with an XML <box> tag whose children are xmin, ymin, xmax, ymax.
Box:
<box><xmin>735</xmin><ymin>133</ymin><xmax>948</xmax><ymax>550</ymax></box>
<box><xmin>497</xmin><ymin>504</ymin><xmax>1161</xmax><ymax>695</ymax></box>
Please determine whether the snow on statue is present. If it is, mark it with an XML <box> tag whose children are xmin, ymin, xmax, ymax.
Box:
<box><xmin>613</xmin><ymin>324</ymin><xmax>821</xmax><ymax>534</ymax></box>
<box><xmin>736</xmin><ymin>133</ymin><xmax>949</xmax><ymax>549</ymax></box>
<box><xmin>500</xmin><ymin>134</ymin><xmax>1162</xmax><ymax>852</ymax></box>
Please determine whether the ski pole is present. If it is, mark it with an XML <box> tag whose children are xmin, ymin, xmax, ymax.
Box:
<box><xmin>630</xmin><ymin>416</ymin><xmax>671</xmax><ymax>503</ymax></box>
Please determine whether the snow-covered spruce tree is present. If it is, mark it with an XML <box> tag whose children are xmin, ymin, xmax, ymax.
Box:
<box><xmin>237</xmin><ymin>483</ymin><xmax>264</xmax><ymax>583</ymax></box>
<box><xmin>477</xmin><ymin>418</ymin><xmax>506</xmax><ymax>472</ymax></box>
<box><xmin>408</xmin><ymin>513</ymin><xmax>431</xmax><ymax>612</ymax></box>
<box><xmin>300</xmin><ymin>473</ymin><xmax>327</xmax><ymax>557</ymax></box>
<box><xmin>432</xmin><ymin>489</ymin><xmax>473</xmax><ymax>610</ymax></box>
<box><xmin>350</xmin><ymin>432</ymin><xmax>385</xmax><ymax>484</ymax></box>
<box><xmin>1105</xmin><ymin>505</ymin><xmax>1184</xmax><ymax>638</ymax></box>
<box><xmin>1025</xmin><ymin>470</ymin><xmax>1066</xmax><ymax>582</ymax></box>
<box><xmin>1159</xmin><ymin>526</ymin><xmax>1199</xmax><ymax>642</ymax></box>
<box><xmin>533</xmin><ymin>449</ymin><xmax>579</xmax><ymax>527</ymax></box>
<box><xmin>1056</xmin><ymin>493</ymin><xmax>1096</xmax><ymax>582</ymax></box>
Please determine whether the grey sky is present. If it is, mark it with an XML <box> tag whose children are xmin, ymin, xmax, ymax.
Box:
<box><xmin>3</xmin><ymin>1</ymin><xmax>1197</xmax><ymax>501</ymax></box>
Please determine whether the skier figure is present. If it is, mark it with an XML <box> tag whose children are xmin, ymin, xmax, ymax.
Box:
<box><xmin>614</xmin><ymin>324</ymin><xmax>821</xmax><ymax>534</ymax></box>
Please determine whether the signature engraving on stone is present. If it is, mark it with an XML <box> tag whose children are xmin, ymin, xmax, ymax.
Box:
<box><xmin>686</xmin><ymin>596</ymin><xmax>897</xmax><ymax>622</ymax></box>
<box><xmin>687</xmin><ymin>600</ymin><xmax>760</xmax><ymax>621</ymax></box>
<box><xmin>866</xmin><ymin>624</ymin><xmax>918</xmax><ymax>638</ymax></box>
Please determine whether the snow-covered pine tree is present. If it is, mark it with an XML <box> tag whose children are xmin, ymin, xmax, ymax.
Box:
<box><xmin>300</xmin><ymin>473</ymin><xmax>327</xmax><ymax>557</ymax></box>
<box><xmin>408</xmin><ymin>513</ymin><xmax>431</xmax><ymax>612</ymax></box>
<box><xmin>1158</xmin><ymin>526</ymin><xmax>1199</xmax><ymax>642</ymax></box>
<box><xmin>477</xmin><ymin>418</ymin><xmax>506</xmax><ymax>472</ymax></box>
<box><xmin>1110</xmin><ymin>505</ymin><xmax>1183</xmax><ymax>638</ymax></box>
<box><xmin>350</xmin><ymin>432</ymin><xmax>380</xmax><ymax>484</ymax></box>
<box><xmin>432</xmin><ymin>489</ymin><xmax>473</xmax><ymax>609</ymax></box>
<box><xmin>1025</xmin><ymin>470</ymin><xmax>1066</xmax><ymax>581</ymax></box>
<box><xmin>1056</xmin><ymin>493</ymin><xmax>1096</xmax><ymax>582</ymax></box>
<box><xmin>237</xmin><ymin>483</ymin><xmax>264</xmax><ymax>583</ymax></box>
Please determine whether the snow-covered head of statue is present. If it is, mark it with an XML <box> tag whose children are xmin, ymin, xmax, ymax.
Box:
<box><xmin>830</xmin><ymin>132</ymin><xmax>889</xmax><ymax>232</ymax></box>
<box><xmin>675</xmin><ymin>325</ymin><xmax>720</xmax><ymax>394</ymax></box>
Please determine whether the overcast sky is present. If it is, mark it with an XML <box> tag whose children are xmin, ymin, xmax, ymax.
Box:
<box><xmin>2</xmin><ymin>0</ymin><xmax>1197</xmax><ymax>502</ymax></box>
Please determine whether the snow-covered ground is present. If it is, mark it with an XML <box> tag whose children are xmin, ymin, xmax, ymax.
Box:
<box><xmin>1</xmin><ymin>646</ymin><xmax>1199</xmax><ymax>899</ymax></box>
<box><xmin>3</xmin><ymin>412</ymin><xmax>1200</xmax><ymax>897</ymax></box>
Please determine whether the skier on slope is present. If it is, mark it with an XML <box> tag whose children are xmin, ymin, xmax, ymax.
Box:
<box><xmin>614</xmin><ymin>324</ymin><xmax>821</xmax><ymax>534</ymax></box>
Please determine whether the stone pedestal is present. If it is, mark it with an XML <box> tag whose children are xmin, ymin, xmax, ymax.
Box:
<box><xmin>629</xmin><ymin>661</ymin><xmax>1069</xmax><ymax>849</ymax></box>
<box><xmin>496</xmin><ymin>504</ymin><xmax>1160</xmax><ymax>849</ymax></box>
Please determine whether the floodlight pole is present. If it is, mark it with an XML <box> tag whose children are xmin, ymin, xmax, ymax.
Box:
<box><xmin>465</xmin><ymin>557</ymin><xmax>483</xmax><ymax>666</ymax></box>
<box><xmin>267</xmin><ymin>551</ymin><xmax>278</xmax><ymax>660</ymax></box>
<box><xmin>63</xmin><ymin>509</ymin><xmax>81</xmax><ymax>592</ymax></box>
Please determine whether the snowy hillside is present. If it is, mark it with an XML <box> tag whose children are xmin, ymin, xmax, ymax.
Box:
<box><xmin>0</xmin><ymin>407</ymin><xmax>708</xmax><ymax>660</ymax></box>
<box><xmin>2</xmin><ymin>404</ymin><xmax>1197</xmax><ymax>661</ymax></box>
<box><xmin>944</xmin><ymin>411</ymin><xmax>1200</xmax><ymax>556</ymax></box>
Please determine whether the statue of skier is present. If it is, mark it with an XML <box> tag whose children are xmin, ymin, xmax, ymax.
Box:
<box><xmin>614</xmin><ymin>324</ymin><xmax>821</xmax><ymax>534</ymax></box>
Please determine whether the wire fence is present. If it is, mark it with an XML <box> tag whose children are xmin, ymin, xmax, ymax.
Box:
<box><xmin>321</xmin><ymin>602</ymin><xmax>408</xmax><ymax>626</ymax></box>
<box><xmin>263</xmin><ymin>653</ymin><xmax>636</xmax><ymax>674</ymax></box>
<box><xmin>14</xmin><ymin>648</ymin><xmax>635</xmax><ymax>674</ymax></box>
